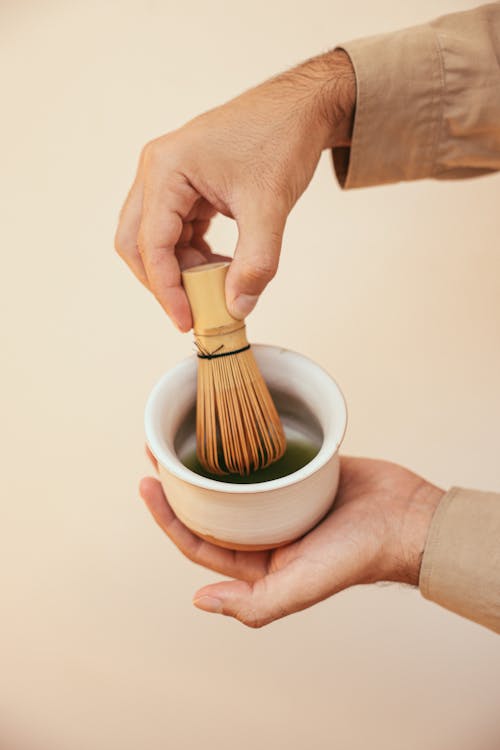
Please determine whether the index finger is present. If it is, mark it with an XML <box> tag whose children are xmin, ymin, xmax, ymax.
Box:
<box><xmin>138</xmin><ymin>169</ymin><xmax>200</xmax><ymax>332</ymax></box>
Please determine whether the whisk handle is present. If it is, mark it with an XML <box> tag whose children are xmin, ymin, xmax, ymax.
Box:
<box><xmin>182</xmin><ymin>261</ymin><xmax>241</xmax><ymax>335</ymax></box>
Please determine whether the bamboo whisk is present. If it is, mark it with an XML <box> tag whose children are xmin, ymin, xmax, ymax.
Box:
<box><xmin>181</xmin><ymin>262</ymin><xmax>286</xmax><ymax>476</ymax></box>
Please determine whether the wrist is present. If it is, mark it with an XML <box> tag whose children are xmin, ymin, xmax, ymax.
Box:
<box><xmin>304</xmin><ymin>48</ymin><xmax>356</xmax><ymax>150</ymax></box>
<box><xmin>399</xmin><ymin>480</ymin><xmax>444</xmax><ymax>587</ymax></box>
<box><xmin>274</xmin><ymin>48</ymin><xmax>356</xmax><ymax>153</ymax></box>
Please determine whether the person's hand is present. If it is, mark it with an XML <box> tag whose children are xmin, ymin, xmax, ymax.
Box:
<box><xmin>115</xmin><ymin>50</ymin><xmax>355</xmax><ymax>331</ymax></box>
<box><xmin>139</xmin><ymin>453</ymin><xmax>444</xmax><ymax>628</ymax></box>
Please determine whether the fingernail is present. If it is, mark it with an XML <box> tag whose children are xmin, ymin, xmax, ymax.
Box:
<box><xmin>193</xmin><ymin>596</ymin><xmax>223</xmax><ymax>614</ymax></box>
<box><xmin>229</xmin><ymin>294</ymin><xmax>258</xmax><ymax>319</ymax></box>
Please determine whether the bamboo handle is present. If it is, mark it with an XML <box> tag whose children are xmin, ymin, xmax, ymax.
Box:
<box><xmin>182</xmin><ymin>261</ymin><xmax>248</xmax><ymax>356</ymax></box>
<box><xmin>182</xmin><ymin>262</ymin><xmax>242</xmax><ymax>335</ymax></box>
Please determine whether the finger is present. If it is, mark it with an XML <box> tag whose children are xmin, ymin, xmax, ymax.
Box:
<box><xmin>175</xmin><ymin>245</ymin><xmax>232</xmax><ymax>274</ymax></box>
<box><xmin>191</xmin><ymin>218</ymin><xmax>212</xmax><ymax>238</ymax></box>
<box><xmin>115</xmin><ymin>178</ymin><xmax>149</xmax><ymax>287</ymax></box>
<box><xmin>192</xmin><ymin>558</ymin><xmax>322</xmax><ymax>628</ymax></box>
<box><xmin>190</xmin><ymin>237</ymin><xmax>233</xmax><ymax>265</ymax></box>
<box><xmin>145</xmin><ymin>445</ymin><xmax>158</xmax><ymax>471</ymax></box>
<box><xmin>186</xmin><ymin>199</ymin><xmax>217</xmax><ymax>223</ymax></box>
<box><xmin>177</xmin><ymin>222</ymin><xmax>194</xmax><ymax>247</ymax></box>
<box><xmin>190</xmin><ymin>217</ymin><xmax>231</xmax><ymax>262</ymax></box>
<box><xmin>225</xmin><ymin>197</ymin><xmax>286</xmax><ymax>319</ymax></box>
<box><xmin>175</xmin><ymin>246</ymin><xmax>209</xmax><ymax>270</ymax></box>
<box><xmin>139</xmin><ymin>477</ymin><xmax>269</xmax><ymax>581</ymax></box>
<box><xmin>139</xmin><ymin>168</ymin><xmax>200</xmax><ymax>331</ymax></box>
<box><xmin>191</xmin><ymin>233</ymin><xmax>230</xmax><ymax>262</ymax></box>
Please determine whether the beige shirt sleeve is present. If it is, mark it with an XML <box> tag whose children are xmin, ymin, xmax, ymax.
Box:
<box><xmin>420</xmin><ymin>488</ymin><xmax>500</xmax><ymax>633</ymax></box>
<box><xmin>334</xmin><ymin>2</ymin><xmax>500</xmax><ymax>187</ymax></box>
<box><xmin>333</xmin><ymin>5</ymin><xmax>500</xmax><ymax>633</ymax></box>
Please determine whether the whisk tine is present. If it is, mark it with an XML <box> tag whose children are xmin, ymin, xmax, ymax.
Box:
<box><xmin>182</xmin><ymin>262</ymin><xmax>286</xmax><ymax>476</ymax></box>
<box><xmin>195</xmin><ymin>349</ymin><xmax>285</xmax><ymax>475</ymax></box>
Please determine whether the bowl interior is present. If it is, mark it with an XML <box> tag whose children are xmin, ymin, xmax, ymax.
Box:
<box><xmin>174</xmin><ymin>384</ymin><xmax>323</xmax><ymax>481</ymax></box>
<box><xmin>145</xmin><ymin>344</ymin><xmax>347</xmax><ymax>493</ymax></box>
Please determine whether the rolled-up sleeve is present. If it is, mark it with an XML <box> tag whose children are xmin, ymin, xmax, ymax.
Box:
<box><xmin>419</xmin><ymin>487</ymin><xmax>500</xmax><ymax>633</ymax></box>
<box><xmin>334</xmin><ymin>3</ymin><xmax>500</xmax><ymax>188</ymax></box>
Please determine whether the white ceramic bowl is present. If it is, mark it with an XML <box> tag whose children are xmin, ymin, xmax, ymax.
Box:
<box><xmin>145</xmin><ymin>345</ymin><xmax>347</xmax><ymax>551</ymax></box>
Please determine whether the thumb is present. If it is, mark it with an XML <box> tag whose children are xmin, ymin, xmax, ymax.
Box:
<box><xmin>192</xmin><ymin>563</ymin><xmax>322</xmax><ymax>628</ymax></box>
<box><xmin>225</xmin><ymin>203</ymin><xmax>285</xmax><ymax>319</ymax></box>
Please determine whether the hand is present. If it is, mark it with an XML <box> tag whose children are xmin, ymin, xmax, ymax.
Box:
<box><xmin>115</xmin><ymin>50</ymin><xmax>355</xmax><ymax>331</ymax></box>
<box><xmin>140</xmin><ymin>453</ymin><xmax>444</xmax><ymax>628</ymax></box>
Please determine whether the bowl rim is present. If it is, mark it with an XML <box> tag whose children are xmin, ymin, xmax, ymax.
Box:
<box><xmin>145</xmin><ymin>344</ymin><xmax>348</xmax><ymax>494</ymax></box>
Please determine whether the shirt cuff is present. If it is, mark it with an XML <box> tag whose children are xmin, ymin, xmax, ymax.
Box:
<box><xmin>419</xmin><ymin>486</ymin><xmax>500</xmax><ymax>634</ymax></box>
<box><xmin>332</xmin><ymin>24</ymin><xmax>443</xmax><ymax>188</ymax></box>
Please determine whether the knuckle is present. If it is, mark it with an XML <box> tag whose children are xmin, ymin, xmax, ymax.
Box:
<box><xmin>113</xmin><ymin>231</ymin><xmax>123</xmax><ymax>256</ymax></box>
<box><xmin>240</xmin><ymin>258</ymin><xmax>278</xmax><ymax>285</ymax></box>
<box><xmin>136</xmin><ymin>228</ymin><xmax>150</xmax><ymax>258</ymax></box>
<box><xmin>267</xmin><ymin>227</ymin><xmax>284</xmax><ymax>247</ymax></box>
<box><xmin>184</xmin><ymin>538</ymin><xmax>204</xmax><ymax>565</ymax></box>
<box><xmin>114</xmin><ymin>227</ymin><xmax>128</xmax><ymax>257</ymax></box>
<box><xmin>141</xmin><ymin>138</ymin><xmax>159</xmax><ymax>161</ymax></box>
<box><xmin>141</xmin><ymin>137</ymin><xmax>168</xmax><ymax>170</ymax></box>
<box><xmin>142</xmin><ymin>134</ymin><xmax>179</xmax><ymax>169</ymax></box>
<box><xmin>237</xmin><ymin>607</ymin><xmax>266</xmax><ymax>629</ymax></box>
<box><xmin>136</xmin><ymin>235</ymin><xmax>146</xmax><ymax>257</ymax></box>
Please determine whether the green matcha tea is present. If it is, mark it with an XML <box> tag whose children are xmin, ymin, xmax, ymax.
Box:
<box><xmin>181</xmin><ymin>439</ymin><xmax>320</xmax><ymax>484</ymax></box>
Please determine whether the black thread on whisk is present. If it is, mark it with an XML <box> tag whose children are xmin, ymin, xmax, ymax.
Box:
<box><xmin>196</xmin><ymin>344</ymin><xmax>251</xmax><ymax>360</ymax></box>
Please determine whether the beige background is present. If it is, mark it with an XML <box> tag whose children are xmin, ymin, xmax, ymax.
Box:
<box><xmin>1</xmin><ymin>1</ymin><xmax>500</xmax><ymax>748</ymax></box>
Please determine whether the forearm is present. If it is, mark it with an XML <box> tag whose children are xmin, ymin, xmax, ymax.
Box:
<box><xmin>272</xmin><ymin>49</ymin><xmax>355</xmax><ymax>150</ymax></box>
